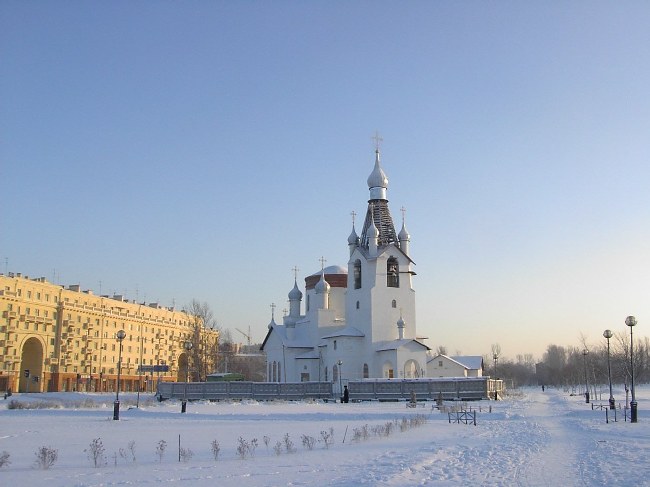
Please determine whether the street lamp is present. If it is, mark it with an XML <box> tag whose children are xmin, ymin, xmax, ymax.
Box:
<box><xmin>493</xmin><ymin>353</ymin><xmax>499</xmax><ymax>401</ymax></box>
<box><xmin>181</xmin><ymin>340</ymin><xmax>193</xmax><ymax>414</ymax></box>
<box><xmin>113</xmin><ymin>330</ymin><xmax>126</xmax><ymax>420</ymax></box>
<box><xmin>625</xmin><ymin>316</ymin><xmax>637</xmax><ymax>423</ymax></box>
<box><xmin>582</xmin><ymin>349</ymin><xmax>589</xmax><ymax>404</ymax></box>
<box><xmin>337</xmin><ymin>360</ymin><xmax>343</xmax><ymax>401</ymax></box>
<box><xmin>603</xmin><ymin>329</ymin><xmax>615</xmax><ymax>410</ymax></box>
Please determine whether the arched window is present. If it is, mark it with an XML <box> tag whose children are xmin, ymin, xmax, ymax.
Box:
<box><xmin>325</xmin><ymin>366</ymin><xmax>328</xmax><ymax>382</ymax></box>
<box><xmin>387</xmin><ymin>257</ymin><xmax>399</xmax><ymax>287</ymax></box>
<box><xmin>333</xmin><ymin>340</ymin><xmax>337</xmax><ymax>350</ymax></box>
<box><xmin>356</xmin><ymin>300</ymin><xmax>360</xmax><ymax>309</ymax></box>
<box><xmin>333</xmin><ymin>364</ymin><xmax>339</xmax><ymax>383</ymax></box>
<box><xmin>278</xmin><ymin>362</ymin><xmax>282</xmax><ymax>382</ymax></box>
<box><xmin>306</xmin><ymin>295</ymin><xmax>310</xmax><ymax>311</ymax></box>
<box><xmin>353</xmin><ymin>259</ymin><xmax>362</xmax><ymax>289</ymax></box>
<box><xmin>363</xmin><ymin>363</ymin><xmax>369</xmax><ymax>379</ymax></box>
<box><xmin>391</xmin><ymin>299</ymin><xmax>397</xmax><ymax>308</ymax></box>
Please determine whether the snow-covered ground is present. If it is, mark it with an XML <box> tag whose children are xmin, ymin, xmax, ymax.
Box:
<box><xmin>0</xmin><ymin>386</ymin><xmax>648</xmax><ymax>486</ymax></box>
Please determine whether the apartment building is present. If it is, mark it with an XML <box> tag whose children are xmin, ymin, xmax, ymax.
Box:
<box><xmin>0</xmin><ymin>272</ymin><xmax>218</xmax><ymax>393</ymax></box>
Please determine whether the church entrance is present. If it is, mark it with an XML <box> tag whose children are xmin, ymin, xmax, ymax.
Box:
<box><xmin>403</xmin><ymin>359</ymin><xmax>421</xmax><ymax>378</ymax></box>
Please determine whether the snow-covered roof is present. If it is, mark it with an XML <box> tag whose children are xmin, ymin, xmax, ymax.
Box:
<box><xmin>321</xmin><ymin>326</ymin><xmax>365</xmax><ymax>339</ymax></box>
<box><xmin>309</xmin><ymin>265</ymin><xmax>347</xmax><ymax>276</ymax></box>
<box><xmin>375</xmin><ymin>338</ymin><xmax>430</xmax><ymax>352</ymax></box>
<box><xmin>451</xmin><ymin>356</ymin><xmax>484</xmax><ymax>370</ymax></box>
<box><xmin>427</xmin><ymin>354</ymin><xmax>483</xmax><ymax>371</ymax></box>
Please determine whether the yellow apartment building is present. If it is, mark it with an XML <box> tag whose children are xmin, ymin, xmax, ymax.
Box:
<box><xmin>0</xmin><ymin>272</ymin><xmax>218</xmax><ymax>393</ymax></box>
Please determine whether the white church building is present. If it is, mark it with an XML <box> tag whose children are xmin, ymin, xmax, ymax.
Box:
<box><xmin>261</xmin><ymin>146</ymin><xmax>430</xmax><ymax>391</ymax></box>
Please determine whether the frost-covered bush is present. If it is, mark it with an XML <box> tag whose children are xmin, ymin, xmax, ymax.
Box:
<box><xmin>210</xmin><ymin>440</ymin><xmax>220</xmax><ymax>460</ymax></box>
<box><xmin>85</xmin><ymin>438</ymin><xmax>106</xmax><ymax>467</ymax></box>
<box><xmin>34</xmin><ymin>446</ymin><xmax>58</xmax><ymax>469</ymax></box>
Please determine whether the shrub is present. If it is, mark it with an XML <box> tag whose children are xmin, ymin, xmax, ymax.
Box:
<box><xmin>273</xmin><ymin>441</ymin><xmax>283</xmax><ymax>456</ymax></box>
<box><xmin>34</xmin><ymin>446</ymin><xmax>58</xmax><ymax>470</ymax></box>
<box><xmin>320</xmin><ymin>428</ymin><xmax>334</xmax><ymax>449</ymax></box>
<box><xmin>179</xmin><ymin>447</ymin><xmax>193</xmax><ymax>463</ymax></box>
<box><xmin>236</xmin><ymin>437</ymin><xmax>250</xmax><ymax>459</ymax></box>
<box><xmin>283</xmin><ymin>433</ymin><xmax>296</xmax><ymax>454</ymax></box>
<box><xmin>155</xmin><ymin>440</ymin><xmax>167</xmax><ymax>462</ymax></box>
<box><xmin>210</xmin><ymin>440</ymin><xmax>220</xmax><ymax>461</ymax></box>
<box><xmin>0</xmin><ymin>451</ymin><xmax>10</xmax><ymax>468</ymax></box>
<box><xmin>301</xmin><ymin>434</ymin><xmax>316</xmax><ymax>450</ymax></box>
<box><xmin>85</xmin><ymin>438</ymin><xmax>106</xmax><ymax>468</ymax></box>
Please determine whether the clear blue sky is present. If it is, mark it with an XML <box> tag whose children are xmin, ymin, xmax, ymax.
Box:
<box><xmin>2</xmin><ymin>1</ymin><xmax>649</xmax><ymax>359</ymax></box>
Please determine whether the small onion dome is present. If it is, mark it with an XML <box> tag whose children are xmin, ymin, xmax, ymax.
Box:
<box><xmin>348</xmin><ymin>225</ymin><xmax>359</xmax><ymax>245</ymax></box>
<box><xmin>367</xmin><ymin>150</ymin><xmax>388</xmax><ymax>189</ymax></box>
<box><xmin>369</xmin><ymin>218</ymin><xmax>379</xmax><ymax>238</ymax></box>
<box><xmin>315</xmin><ymin>272</ymin><xmax>330</xmax><ymax>294</ymax></box>
<box><xmin>288</xmin><ymin>280</ymin><xmax>303</xmax><ymax>301</ymax></box>
<box><xmin>398</xmin><ymin>222</ymin><xmax>410</xmax><ymax>241</ymax></box>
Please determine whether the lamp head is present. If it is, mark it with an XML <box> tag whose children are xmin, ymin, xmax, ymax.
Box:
<box><xmin>625</xmin><ymin>316</ymin><xmax>637</xmax><ymax>328</ymax></box>
<box><xmin>116</xmin><ymin>330</ymin><xmax>126</xmax><ymax>341</ymax></box>
<box><xmin>603</xmin><ymin>329</ymin><xmax>613</xmax><ymax>339</ymax></box>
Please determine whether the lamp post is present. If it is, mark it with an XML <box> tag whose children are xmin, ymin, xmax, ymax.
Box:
<box><xmin>113</xmin><ymin>330</ymin><xmax>126</xmax><ymax>420</ymax></box>
<box><xmin>337</xmin><ymin>360</ymin><xmax>343</xmax><ymax>401</ymax></box>
<box><xmin>625</xmin><ymin>316</ymin><xmax>637</xmax><ymax>423</ymax></box>
<box><xmin>582</xmin><ymin>349</ymin><xmax>589</xmax><ymax>404</ymax></box>
<box><xmin>181</xmin><ymin>340</ymin><xmax>193</xmax><ymax>414</ymax></box>
<box><xmin>603</xmin><ymin>329</ymin><xmax>615</xmax><ymax>410</ymax></box>
<box><xmin>493</xmin><ymin>353</ymin><xmax>499</xmax><ymax>400</ymax></box>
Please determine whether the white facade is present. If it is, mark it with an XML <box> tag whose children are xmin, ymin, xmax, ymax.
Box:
<box><xmin>426</xmin><ymin>355</ymin><xmax>484</xmax><ymax>378</ymax></box>
<box><xmin>261</xmin><ymin>147</ymin><xmax>430</xmax><ymax>393</ymax></box>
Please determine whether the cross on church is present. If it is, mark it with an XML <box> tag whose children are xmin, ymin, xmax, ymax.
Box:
<box><xmin>292</xmin><ymin>266</ymin><xmax>299</xmax><ymax>280</ymax></box>
<box><xmin>319</xmin><ymin>256</ymin><xmax>327</xmax><ymax>271</ymax></box>
<box><xmin>270</xmin><ymin>302</ymin><xmax>276</xmax><ymax>319</ymax></box>
<box><xmin>350</xmin><ymin>210</ymin><xmax>357</xmax><ymax>226</ymax></box>
<box><xmin>400</xmin><ymin>206</ymin><xmax>406</xmax><ymax>223</ymax></box>
<box><xmin>372</xmin><ymin>131</ymin><xmax>383</xmax><ymax>152</ymax></box>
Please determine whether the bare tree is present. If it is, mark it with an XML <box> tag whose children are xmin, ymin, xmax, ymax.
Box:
<box><xmin>183</xmin><ymin>300</ymin><xmax>220</xmax><ymax>381</ymax></box>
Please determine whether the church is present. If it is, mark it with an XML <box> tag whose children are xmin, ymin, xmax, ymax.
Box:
<box><xmin>260</xmin><ymin>144</ymin><xmax>430</xmax><ymax>392</ymax></box>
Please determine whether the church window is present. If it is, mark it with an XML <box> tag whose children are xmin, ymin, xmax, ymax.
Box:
<box><xmin>325</xmin><ymin>366</ymin><xmax>328</xmax><ymax>381</ymax></box>
<box><xmin>363</xmin><ymin>363</ymin><xmax>369</xmax><ymax>378</ymax></box>
<box><xmin>333</xmin><ymin>340</ymin><xmax>337</xmax><ymax>350</ymax></box>
<box><xmin>356</xmin><ymin>301</ymin><xmax>360</xmax><ymax>309</ymax></box>
<box><xmin>306</xmin><ymin>295</ymin><xmax>310</xmax><ymax>312</ymax></box>
<box><xmin>392</xmin><ymin>299</ymin><xmax>397</xmax><ymax>308</ymax></box>
<box><xmin>353</xmin><ymin>260</ymin><xmax>362</xmax><ymax>289</ymax></box>
<box><xmin>387</xmin><ymin>257</ymin><xmax>399</xmax><ymax>287</ymax></box>
<box><xmin>333</xmin><ymin>364</ymin><xmax>339</xmax><ymax>383</ymax></box>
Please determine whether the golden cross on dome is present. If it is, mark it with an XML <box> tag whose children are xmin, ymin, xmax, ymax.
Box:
<box><xmin>319</xmin><ymin>256</ymin><xmax>327</xmax><ymax>271</ymax></box>
<box><xmin>291</xmin><ymin>266</ymin><xmax>299</xmax><ymax>280</ymax></box>
<box><xmin>371</xmin><ymin>131</ymin><xmax>383</xmax><ymax>152</ymax></box>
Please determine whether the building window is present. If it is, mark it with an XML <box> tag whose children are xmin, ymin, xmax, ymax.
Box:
<box><xmin>356</xmin><ymin>301</ymin><xmax>360</xmax><ymax>309</ymax></box>
<box><xmin>363</xmin><ymin>363</ymin><xmax>369</xmax><ymax>378</ymax></box>
<box><xmin>387</xmin><ymin>257</ymin><xmax>399</xmax><ymax>288</ymax></box>
<box><xmin>353</xmin><ymin>260</ymin><xmax>362</xmax><ymax>289</ymax></box>
<box><xmin>333</xmin><ymin>340</ymin><xmax>337</xmax><ymax>350</ymax></box>
<box><xmin>333</xmin><ymin>364</ymin><xmax>339</xmax><ymax>383</ymax></box>
<box><xmin>438</xmin><ymin>361</ymin><xmax>443</xmax><ymax>367</ymax></box>
<box><xmin>392</xmin><ymin>299</ymin><xmax>397</xmax><ymax>308</ymax></box>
